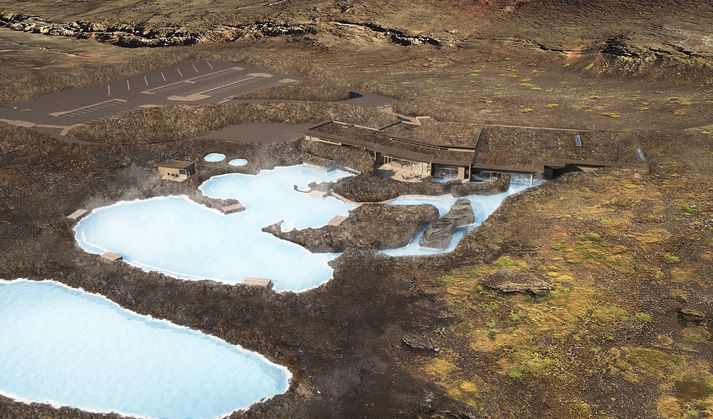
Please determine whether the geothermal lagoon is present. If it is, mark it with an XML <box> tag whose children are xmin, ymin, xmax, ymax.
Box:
<box><xmin>75</xmin><ymin>164</ymin><xmax>533</xmax><ymax>291</ymax></box>
<box><xmin>0</xmin><ymin>279</ymin><xmax>290</xmax><ymax>419</ymax></box>
<box><xmin>75</xmin><ymin>165</ymin><xmax>356</xmax><ymax>292</ymax></box>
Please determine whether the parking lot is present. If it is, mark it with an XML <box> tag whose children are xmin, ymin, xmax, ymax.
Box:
<box><xmin>0</xmin><ymin>60</ymin><xmax>297</xmax><ymax>137</ymax></box>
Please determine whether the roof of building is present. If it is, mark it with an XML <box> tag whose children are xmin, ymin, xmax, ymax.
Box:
<box><xmin>473</xmin><ymin>126</ymin><xmax>638</xmax><ymax>173</ymax></box>
<box><xmin>306</xmin><ymin>120</ymin><xmax>639</xmax><ymax>174</ymax></box>
<box><xmin>157</xmin><ymin>159</ymin><xmax>195</xmax><ymax>169</ymax></box>
<box><xmin>379</xmin><ymin>119</ymin><xmax>481</xmax><ymax>149</ymax></box>
<box><xmin>306</xmin><ymin>121</ymin><xmax>475</xmax><ymax>166</ymax></box>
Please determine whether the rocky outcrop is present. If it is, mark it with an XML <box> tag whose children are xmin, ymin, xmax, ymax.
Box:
<box><xmin>332</xmin><ymin>174</ymin><xmax>448</xmax><ymax>202</ymax></box>
<box><xmin>481</xmin><ymin>269</ymin><xmax>554</xmax><ymax>296</ymax></box>
<box><xmin>331</xmin><ymin>20</ymin><xmax>441</xmax><ymax>46</ymax></box>
<box><xmin>263</xmin><ymin>203</ymin><xmax>439</xmax><ymax>252</ymax></box>
<box><xmin>452</xmin><ymin>175</ymin><xmax>510</xmax><ymax>197</ymax></box>
<box><xmin>0</xmin><ymin>12</ymin><xmax>443</xmax><ymax>48</ymax></box>
<box><xmin>419</xmin><ymin>198</ymin><xmax>473</xmax><ymax>249</ymax></box>
<box><xmin>0</xmin><ymin>12</ymin><xmax>315</xmax><ymax>47</ymax></box>
<box><xmin>679</xmin><ymin>307</ymin><xmax>708</xmax><ymax>325</ymax></box>
<box><xmin>402</xmin><ymin>333</ymin><xmax>438</xmax><ymax>352</ymax></box>
<box><xmin>301</xmin><ymin>140</ymin><xmax>374</xmax><ymax>174</ymax></box>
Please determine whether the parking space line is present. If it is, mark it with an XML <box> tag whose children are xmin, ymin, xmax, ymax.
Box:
<box><xmin>141</xmin><ymin>67</ymin><xmax>243</xmax><ymax>95</ymax></box>
<box><xmin>177</xmin><ymin>68</ymin><xmax>183</xmax><ymax>78</ymax></box>
<box><xmin>107</xmin><ymin>85</ymin><xmax>111</xmax><ymax>96</ymax></box>
<box><xmin>168</xmin><ymin>73</ymin><xmax>273</xmax><ymax>100</ymax></box>
<box><xmin>161</xmin><ymin>71</ymin><xmax>166</xmax><ymax>81</ymax></box>
<box><xmin>144</xmin><ymin>76</ymin><xmax>149</xmax><ymax>86</ymax></box>
<box><xmin>192</xmin><ymin>64</ymin><xmax>199</xmax><ymax>73</ymax></box>
<box><xmin>126</xmin><ymin>80</ymin><xmax>131</xmax><ymax>91</ymax></box>
<box><xmin>49</xmin><ymin>99</ymin><xmax>127</xmax><ymax>117</ymax></box>
<box><xmin>206</xmin><ymin>61</ymin><xmax>214</xmax><ymax>70</ymax></box>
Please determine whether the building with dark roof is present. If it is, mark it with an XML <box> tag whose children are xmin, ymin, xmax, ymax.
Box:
<box><xmin>304</xmin><ymin>119</ymin><xmax>639</xmax><ymax>183</ymax></box>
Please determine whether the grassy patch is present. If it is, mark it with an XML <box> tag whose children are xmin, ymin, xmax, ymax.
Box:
<box><xmin>609</xmin><ymin>347</ymin><xmax>685</xmax><ymax>382</ymax></box>
<box><xmin>680</xmin><ymin>204</ymin><xmax>698</xmax><ymax>214</ymax></box>
<box><xmin>499</xmin><ymin>348</ymin><xmax>558</xmax><ymax>377</ymax></box>
<box><xmin>664</xmin><ymin>254</ymin><xmax>681</xmax><ymax>264</ymax></box>
<box><xmin>682</xmin><ymin>325</ymin><xmax>711</xmax><ymax>343</ymax></box>
<box><xmin>425</xmin><ymin>357</ymin><xmax>457</xmax><ymax>377</ymax></box>
<box><xmin>636</xmin><ymin>312</ymin><xmax>652</xmax><ymax>321</ymax></box>
<box><xmin>493</xmin><ymin>256</ymin><xmax>518</xmax><ymax>267</ymax></box>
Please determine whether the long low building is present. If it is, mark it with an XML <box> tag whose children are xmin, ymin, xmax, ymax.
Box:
<box><xmin>304</xmin><ymin>119</ymin><xmax>640</xmax><ymax>183</ymax></box>
<box><xmin>305</xmin><ymin>119</ymin><xmax>480</xmax><ymax>181</ymax></box>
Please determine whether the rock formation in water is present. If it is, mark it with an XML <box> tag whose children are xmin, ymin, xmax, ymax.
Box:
<box><xmin>263</xmin><ymin>203</ymin><xmax>439</xmax><ymax>252</ymax></box>
<box><xmin>419</xmin><ymin>198</ymin><xmax>474</xmax><ymax>249</ymax></box>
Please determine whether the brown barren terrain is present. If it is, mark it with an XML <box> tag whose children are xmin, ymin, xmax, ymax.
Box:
<box><xmin>1</xmin><ymin>1</ymin><xmax>712</xmax><ymax>417</ymax></box>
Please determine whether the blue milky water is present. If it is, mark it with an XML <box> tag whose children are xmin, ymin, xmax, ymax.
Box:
<box><xmin>0</xmin><ymin>279</ymin><xmax>290</xmax><ymax>419</ymax></box>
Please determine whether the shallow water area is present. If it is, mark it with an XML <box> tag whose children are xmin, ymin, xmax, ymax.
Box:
<box><xmin>204</xmin><ymin>152</ymin><xmax>226</xmax><ymax>162</ymax></box>
<box><xmin>229</xmin><ymin>158</ymin><xmax>249</xmax><ymax>167</ymax></box>
<box><xmin>75</xmin><ymin>165</ymin><xmax>356</xmax><ymax>292</ymax></box>
<box><xmin>382</xmin><ymin>183</ymin><xmax>533</xmax><ymax>256</ymax></box>
<box><xmin>0</xmin><ymin>279</ymin><xmax>290</xmax><ymax>419</ymax></box>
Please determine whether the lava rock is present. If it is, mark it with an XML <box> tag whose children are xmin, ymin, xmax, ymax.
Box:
<box><xmin>482</xmin><ymin>269</ymin><xmax>554</xmax><ymax>296</ymax></box>
<box><xmin>452</xmin><ymin>174</ymin><xmax>511</xmax><ymax>197</ymax></box>
<box><xmin>680</xmin><ymin>307</ymin><xmax>708</xmax><ymax>324</ymax></box>
<box><xmin>419</xmin><ymin>198</ymin><xmax>474</xmax><ymax>249</ymax></box>
<box><xmin>402</xmin><ymin>333</ymin><xmax>438</xmax><ymax>352</ymax></box>
<box><xmin>264</xmin><ymin>203</ymin><xmax>439</xmax><ymax>252</ymax></box>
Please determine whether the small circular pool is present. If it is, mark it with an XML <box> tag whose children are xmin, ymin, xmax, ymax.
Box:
<box><xmin>229</xmin><ymin>158</ymin><xmax>248</xmax><ymax>167</ymax></box>
<box><xmin>204</xmin><ymin>153</ymin><xmax>226</xmax><ymax>163</ymax></box>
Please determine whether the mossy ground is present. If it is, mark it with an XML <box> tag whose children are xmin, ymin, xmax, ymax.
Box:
<box><xmin>418</xmin><ymin>159</ymin><xmax>713</xmax><ymax>417</ymax></box>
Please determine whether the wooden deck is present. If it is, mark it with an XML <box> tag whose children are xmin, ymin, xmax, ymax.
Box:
<box><xmin>243</xmin><ymin>278</ymin><xmax>274</xmax><ymax>289</ymax></box>
<box><xmin>328</xmin><ymin>215</ymin><xmax>348</xmax><ymax>226</ymax></box>
<box><xmin>221</xmin><ymin>202</ymin><xmax>245</xmax><ymax>214</ymax></box>
<box><xmin>66</xmin><ymin>209</ymin><xmax>88</xmax><ymax>221</ymax></box>
<box><xmin>101</xmin><ymin>252</ymin><xmax>123</xmax><ymax>262</ymax></box>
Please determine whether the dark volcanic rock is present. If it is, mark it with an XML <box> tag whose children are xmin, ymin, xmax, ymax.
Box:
<box><xmin>419</xmin><ymin>218</ymin><xmax>456</xmax><ymax>249</ymax></box>
<box><xmin>680</xmin><ymin>307</ymin><xmax>708</xmax><ymax>325</ymax></box>
<box><xmin>402</xmin><ymin>333</ymin><xmax>438</xmax><ymax>351</ymax></box>
<box><xmin>443</xmin><ymin>198</ymin><xmax>475</xmax><ymax>227</ymax></box>
<box><xmin>301</xmin><ymin>140</ymin><xmax>374</xmax><ymax>174</ymax></box>
<box><xmin>419</xmin><ymin>198</ymin><xmax>474</xmax><ymax>249</ymax></box>
<box><xmin>332</xmin><ymin>174</ymin><xmax>447</xmax><ymax>202</ymax></box>
<box><xmin>452</xmin><ymin>175</ymin><xmax>511</xmax><ymax>197</ymax></box>
<box><xmin>263</xmin><ymin>203</ymin><xmax>439</xmax><ymax>252</ymax></box>
<box><xmin>481</xmin><ymin>269</ymin><xmax>554</xmax><ymax>296</ymax></box>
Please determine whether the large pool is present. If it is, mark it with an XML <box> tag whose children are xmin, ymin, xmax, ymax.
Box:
<box><xmin>75</xmin><ymin>165</ymin><xmax>356</xmax><ymax>292</ymax></box>
<box><xmin>74</xmin><ymin>164</ymin><xmax>535</xmax><ymax>290</ymax></box>
<box><xmin>0</xmin><ymin>279</ymin><xmax>290</xmax><ymax>419</ymax></box>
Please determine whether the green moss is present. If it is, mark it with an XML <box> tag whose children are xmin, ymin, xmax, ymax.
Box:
<box><xmin>675</xmin><ymin>380</ymin><xmax>713</xmax><ymax>401</ymax></box>
<box><xmin>599</xmin><ymin>218</ymin><xmax>612</xmax><ymax>226</ymax></box>
<box><xmin>483</xmin><ymin>301</ymin><xmax>501</xmax><ymax>311</ymax></box>
<box><xmin>551</xmin><ymin>243</ymin><xmax>565</xmax><ymax>251</ymax></box>
<box><xmin>493</xmin><ymin>256</ymin><xmax>517</xmax><ymax>267</ymax></box>
<box><xmin>664</xmin><ymin>254</ymin><xmax>681</xmax><ymax>264</ymax></box>
<box><xmin>583</xmin><ymin>232</ymin><xmax>602</xmax><ymax>241</ymax></box>
<box><xmin>441</xmin><ymin>275</ymin><xmax>461</xmax><ymax>284</ymax></box>
<box><xmin>507</xmin><ymin>369</ymin><xmax>524</xmax><ymax>378</ymax></box>
<box><xmin>682</xmin><ymin>325</ymin><xmax>711</xmax><ymax>343</ymax></box>
<box><xmin>680</xmin><ymin>204</ymin><xmax>698</xmax><ymax>214</ymax></box>
<box><xmin>636</xmin><ymin>312</ymin><xmax>652</xmax><ymax>321</ymax></box>
<box><xmin>612</xmin><ymin>347</ymin><xmax>685</xmax><ymax>382</ymax></box>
